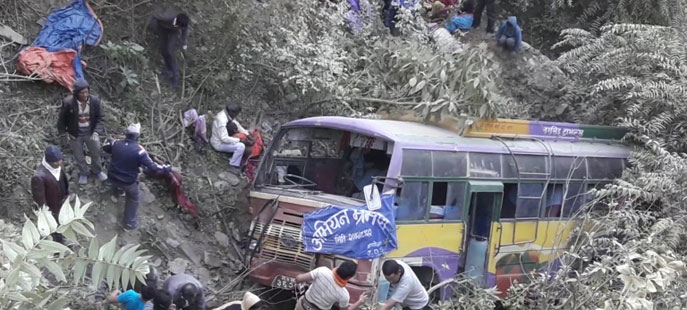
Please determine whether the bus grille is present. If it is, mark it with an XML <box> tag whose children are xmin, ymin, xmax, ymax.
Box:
<box><xmin>253</xmin><ymin>220</ymin><xmax>313</xmax><ymax>270</ymax></box>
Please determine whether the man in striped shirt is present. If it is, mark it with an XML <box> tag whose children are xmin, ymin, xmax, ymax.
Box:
<box><xmin>294</xmin><ymin>261</ymin><xmax>368</xmax><ymax>310</ymax></box>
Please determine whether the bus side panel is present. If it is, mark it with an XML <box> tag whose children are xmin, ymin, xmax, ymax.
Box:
<box><xmin>387</xmin><ymin>223</ymin><xmax>464</xmax><ymax>293</ymax></box>
<box><xmin>489</xmin><ymin>220</ymin><xmax>579</xmax><ymax>296</ymax></box>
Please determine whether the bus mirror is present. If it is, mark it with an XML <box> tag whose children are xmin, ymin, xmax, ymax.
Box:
<box><xmin>364</xmin><ymin>184</ymin><xmax>382</xmax><ymax>211</ymax></box>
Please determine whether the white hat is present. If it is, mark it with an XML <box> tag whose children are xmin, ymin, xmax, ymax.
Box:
<box><xmin>241</xmin><ymin>291</ymin><xmax>261</xmax><ymax>310</ymax></box>
<box><xmin>127</xmin><ymin>123</ymin><xmax>141</xmax><ymax>134</ymax></box>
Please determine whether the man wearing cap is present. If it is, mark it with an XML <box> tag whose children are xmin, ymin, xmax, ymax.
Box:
<box><xmin>103</xmin><ymin>123</ymin><xmax>171</xmax><ymax>230</ymax></box>
<box><xmin>212</xmin><ymin>292</ymin><xmax>268</xmax><ymax>310</ymax></box>
<box><xmin>57</xmin><ymin>78</ymin><xmax>108</xmax><ymax>184</ymax></box>
<box><xmin>210</xmin><ymin>103</ymin><xmax>249</xmax><ymax>175</ymax></box>
<box><xmin>30</xmin><ymin>145</ymin><xmax>69</xmax><ymax>243</ymax></box>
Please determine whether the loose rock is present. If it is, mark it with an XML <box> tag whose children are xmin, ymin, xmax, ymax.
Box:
<box><xmin>168</xmin><ymin>258</ymin><xmax>190</xmax><ymax>275</ymax></box>
<box><xmin>214</xmin><ymin>231</ymin><xmax>230</xmax><ymax>247</ymax></box>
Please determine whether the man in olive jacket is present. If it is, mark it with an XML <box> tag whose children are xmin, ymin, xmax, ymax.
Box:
<box><xmin>57</xmin><ymin>78</ymin><xmax>107</xmax><ymax>184</ymax></box>
<box><xmin>31</xmin><ymin>145</ymin><xmax>69</xmax><ymax>244</ymax></box>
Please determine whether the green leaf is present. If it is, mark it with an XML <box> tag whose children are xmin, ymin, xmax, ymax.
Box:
<box><xmin>58</xmin><ymin>199</ymin><xmax>75</xmax><ymax>225</ymax></box>
<box><xmin>106</xmin><ymin>264</ymin><xmax>117</xmax><ymax>290</ymax></box>
<box><xmin>100</xmin><ymin>235</ymin><xmax>118</xmax><ymax>261</ymax></box>
<box><xmin>88</xmin><ymin>237</ymin><xmax>99</xmax><ymax>259</ymax></box>
<box><xmin>6</xmin><ymin>267</ymin><xmax>21</xmax><ymax>286</ymax></box>
<box><xmin>121</xmin><ymin>269</ymin><xmax>131</xmax><ymax>291</ymax></box>
<box><xmin>413</xmin><ymin>80</ymin><xmax>426</xmax><ymax>94</ymax></box>
<box><xmin>70</xmin><ymin>220</ymin><xmax>94</xmax><ymax>238</ymax></box>
<box><xmin>91</xmin><ymin>262</ymin><xmax>105</xmax><ymax>289</ymax></box>
<box><xmin>36</xmin><ymin>210</ymin><xmax>50</xmax><ymax>237</ymax></box>
<box><xmin>20</xmin><ymin>262</ymin><xmax>42</xmax><ymax>279</ymax></box>
<box><xmin>119</xmin><ymin>245</ymin><xmax>140</xmax><ymax>266</ymax></box>
<box><xmin>73</xmin><ymin>260</ymin><xmax>88</xmax><ymax>284</ymax></box>
<box><xmin>4</xmin><ymin>240</ymin><xmax>27</xmax><ymax>258</ymax></box>
<box><xmin>46</xmin><ymin>298</ymin><xmax>69</xmax><ymax>310</ymax></box>
<box><xmin>37</xmin><ymin>240</ymin><xmax>72</xmax><ymax>255</ymax></box>
<box><xmin>44</xmin><ymin>260</ymin><xmax>66</xmax><ymax>282</ymax></box>
<box><xmin>408</xmin><ymin>77</ymin><xmax>417</xmax><ymax>87</ymax></box>
<box><xmin>113</xmin><ymin>244</ymin><xmax>134</xmax><ymax>266</ymax></box>
<box><xmin>23</xmin><ymin>216</ymin><xmax>40</xmax><ymax>247</ymax></box>
<box><xmin>45</xmin><ymin>210</ymin><xmax>58</xmax><ymax>233</ymax></box>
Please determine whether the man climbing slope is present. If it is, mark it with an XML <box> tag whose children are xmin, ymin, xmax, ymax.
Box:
<box><xmin>150</xmin><ymin>6</ymin><xmax>190</xmax><ymax>87</ymax></box>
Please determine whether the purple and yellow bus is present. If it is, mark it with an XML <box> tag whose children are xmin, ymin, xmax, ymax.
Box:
<box><xmin>245</xmin><ymin>116</ymin><xmax>630</xmax><ymax>304</ymax></box>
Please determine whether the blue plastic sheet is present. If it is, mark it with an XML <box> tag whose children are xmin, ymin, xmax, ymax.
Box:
<box><xmin>32</xmin><ymin>0</ymin><xmax>102</xmax><ymax>79</ymax></box>
<box><xmin>302</xmin><ymin>195</ymin><xmax>398</xmax><ymax>259</ymax></box>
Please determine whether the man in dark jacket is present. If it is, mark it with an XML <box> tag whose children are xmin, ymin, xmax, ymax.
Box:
<box><xmin>103</xmin><ymin>123</ymin><xmax>171</xmax><ymax>230</ymax></box>
<box><xmin>57</xmin><ymin>78</ymin><xmax>107</xmax><ymax>185</ymax></box>
<box><xmin>30</xmin><ymin>145</ymin><xmax>69</xmax><ymax>243</ymax></box>
<box><xmin>150</xmin><ymin>7</ymin><xmax>190</xmax><ymax>87</ymax></box>
<box><xmin>163</xmin><ymin>274</ymin><xmax>206</xmax><ymax>310</ymax></box>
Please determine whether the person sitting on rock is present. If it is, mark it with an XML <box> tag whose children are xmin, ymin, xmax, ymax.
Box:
<box><xmin>163</xmin><ymin>274</ymin><xmax>206</xmax><ymax>310</ymax></box>
<box><xmin>212</xmin><ymin>291</ymin><xmax>269</xmax><ymax>310</ymax></box>
<box><xmin>211</xmin><ymin>103</ymin><xmax>250</xmax><ymax>175</ymax></box>
<box><xmin>57</xmin><ymin>78</ymin><xmax>108</xmax><ymax>184</ymax></box>
<box><xmin>106</xmin><ymin>285</ymin><xmax>156</xmax><ymax>310</ymax></box>
<box><xmin>444</xmin><ymin>0</ymin><xmax>474</xmax><ymax>33</ymax></box>
<box><xmin>30</xmin><ymin>145</ymin><xmax>69</xmax><ymax>244</ymax></box>
<box><xmin>150</xmin><ymin>6</ymin><xmax>190</xmax><ymax>87</ymax></box>
<box><xmin>495</xmin><ymin>16</ymin><xmax>522</xmax><ymax>52</ymax></box>
<box><xmin>103</xmin><ymin>123</ymin><xmax>172</xmax><ymax>230</ymax></box>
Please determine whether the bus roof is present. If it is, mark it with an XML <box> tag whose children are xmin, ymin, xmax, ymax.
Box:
<box><xmin>284</xmin><ymin>116</ymin><xmax>631</xmax><ymax>158</ymax></box>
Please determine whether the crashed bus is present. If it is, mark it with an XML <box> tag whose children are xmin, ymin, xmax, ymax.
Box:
<box><xmin>244</xmin><ymin>116</ymin><xmax>630</xmax><ymax>303</ymax></box>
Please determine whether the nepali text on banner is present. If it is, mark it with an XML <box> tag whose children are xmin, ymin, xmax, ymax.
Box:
<box><xmin>301</xmin><ymin>195</ymin><xmax>398</xmax><ymax>259</ymax></box>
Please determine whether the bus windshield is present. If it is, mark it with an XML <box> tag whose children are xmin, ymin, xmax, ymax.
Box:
<box><xmin>255</xmin><ymin>127</ymin><xmax>393</xmax><ymax>198</ymax></box>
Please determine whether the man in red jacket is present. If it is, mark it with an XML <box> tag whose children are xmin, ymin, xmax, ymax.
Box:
<box><xmin>30</xmin><ymin>145</ymin><xmax>69</xmax><ymax>244</ymax></box>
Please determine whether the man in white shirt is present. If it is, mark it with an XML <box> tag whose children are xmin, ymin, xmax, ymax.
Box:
<box><xmin>210</xmin><ymin>103</ymin><xmax>249</xmax><ymax>175</ymax></box>
<box><xmin>294</xmin><ymin>261</ymin><xmax>368</xmax><ymax>310</ymax></box>
<box><xmin>380</xmin><ymin>260</ymin><xmax>430</xmax><ymax>310</ymax></box>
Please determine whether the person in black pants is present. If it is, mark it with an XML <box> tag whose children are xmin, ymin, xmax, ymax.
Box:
<box><xmin>150</xmin><ymin>7</ymin><xmax>189</xmax><ymax>87</ymax></box>
<box><xmin>471</xmin><ymin>0</ymin><xmax>497</xmax><ymax>33</ymax></box>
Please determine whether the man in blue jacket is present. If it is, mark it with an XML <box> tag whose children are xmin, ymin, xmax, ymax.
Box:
<box><xmin>495</xmin><ymin>16</ymin><xmax>522</xmax><ymax>52</ymax></box>
<box><xmin>103</xmin><ymin>123</ymin><xmax>171</xmax><ymax>230</ymax></box>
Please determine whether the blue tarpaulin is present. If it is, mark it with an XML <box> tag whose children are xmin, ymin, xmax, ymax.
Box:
<box><xmin>302</xmin><ymin>195</ymin><xmax>398</xmax><ymax>259</ymax></box>
<box><xmin>34</xmin><ymin>0</ymin><xmax>103</xmax><ymax>79</ymax></box>
<box><xmin>18</xmin><ymin>0</ymin><xmax>102</xmax><ymax>89</ymax></box>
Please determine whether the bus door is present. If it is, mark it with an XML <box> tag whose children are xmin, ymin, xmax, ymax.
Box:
<box><xmin>463</xmin><ymin>181</ymin><xmax>503</xmax><ymax>286</ymax></box>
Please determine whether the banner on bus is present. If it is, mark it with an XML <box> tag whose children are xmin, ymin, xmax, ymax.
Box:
<box><xmin>302</xmin><ymin>195</ymin><xmax>397</xmax><ymax>259</ymax></box>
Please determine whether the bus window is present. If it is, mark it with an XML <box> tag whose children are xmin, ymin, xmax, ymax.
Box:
<box><xmin>562</xmin><ymin>183</ymin><xmax>587</xmax><ymax>217</ymax></box>
<box><xmin>429</xmin><ymin>182</ymin><xmax>466</xmax><ymax>221</ymax></box>
<box><xmin>310</xmin><ymin>129</ymin><xmax>344</xmax><ymax>158</ymax></box>
<box><xmin>587</xmin><ymin>158</ymin><xmax>624</xmax><ymax>180</ymax></box>
<box><xmin>469</xmin><ymin>153</ymin><xmax>501</xmax><ymax>178</ymax></box>
<box><xmin>396</xmin><ymin>182</ymin><xmax>429</xmax><ymax>221</ymax></box>
<box><xmin>545</xmin><ymin>184</ymin><xmax>564</xmax><ymax>218</ymax></box>
<box><xmin>401</xmin><ymin>150</ymin><xmax>432</xmax><ymax>177</ymax></box>
<box><xmin>432</xmin><ymin>151</ymin><xmax>468</xmax><ymax>177</ymax></box>
<box><xmin>515</xmin><ymin>155</ymin><xmax>548</xmax><ymax>178</ymax></box>
<box><xmin>515</xmin><ymin>183</ymin><xmax>544</xmax><ymax>218</ymax></box>
<box><xmin>500</xmin><ymin>184</ymin><xmax>517</xmax><ymax>218</ymax></box>
<box><xmin>553</xmin><ymin>157</ymin><xmax>586</xmax><ymax>180</ymax></box>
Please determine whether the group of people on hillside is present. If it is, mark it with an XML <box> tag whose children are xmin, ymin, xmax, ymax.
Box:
<box><xmin>32</xmin><ymin>78</ymin><xmax>171</xmax><ymax>238</ymax></box>
<box><xmin>374</xmin><ymin>0</ymin><xmax>522</xmax><ymax>51</ymax></box>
